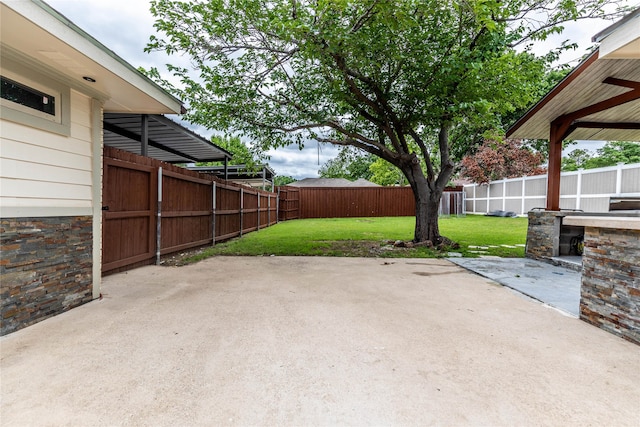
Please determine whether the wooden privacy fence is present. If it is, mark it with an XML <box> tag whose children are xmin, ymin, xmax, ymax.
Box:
<box><xmin>277</xmin><ymin>186</ymin><xmax>464</xmax><ymax>219</ymax></box>
<box><xmin>102</xmin><ymin>147</ymin><xmax>277</xmax><ymax>275</ymax></box>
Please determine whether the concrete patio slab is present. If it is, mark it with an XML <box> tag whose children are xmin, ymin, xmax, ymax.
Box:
<box><xmin>448</xmin><ymin>257</ymin><xmax>581</xmax><ymax>316</ymax></box>
<box><xmin>1</xmin><ymin>257</ymin><xmax>638</xmax><ymax>426</ymax></box>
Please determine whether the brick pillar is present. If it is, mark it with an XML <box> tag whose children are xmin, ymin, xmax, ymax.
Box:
<box><xmin>526</xmin><ymin>211</ymin><xmax>562</xmax><ymax>259</ymax></box>
<box><xmin>580</xmin><ymin>227</ymin><xmax>640</xmax><ymax>345</ymax></box>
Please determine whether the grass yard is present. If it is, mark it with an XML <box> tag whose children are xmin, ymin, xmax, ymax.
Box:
<box><xmin>183</xmin><ymin>215</ymin><xmax>527</xmax><ymax>263</ymax></box>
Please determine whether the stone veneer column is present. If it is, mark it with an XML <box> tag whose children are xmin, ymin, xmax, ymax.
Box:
<box><xmin>1</xmin><ymin>216</ymin><xmax>93</xmax><ymax>335</ymax></box>
<box><xmin>580</xmin><ymin>227</ymin><xmax>640</xmax><ymax>345</ymax></box>
<box><xmin>526</xmin><ymin>211</ymin><xmax>562</xmax><ymax>259</ymax></box>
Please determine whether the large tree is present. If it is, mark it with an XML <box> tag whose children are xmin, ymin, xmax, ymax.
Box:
<box><xmin>146</xmin><ymin>0</ymin><xmax>625</xmax><ymax>244</ymax></box>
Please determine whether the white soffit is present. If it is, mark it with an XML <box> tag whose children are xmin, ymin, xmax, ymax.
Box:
<box><xmin>0</xmin><ymin>1</ymin><xmax>183</xmax><ymax>114</ymax></box>
<box><xmin>507</xmin><ymin>52</ymin><xmax>640</xmax><ymax>141</ymax></box>
<box><xmin>594</xmin><ymin>8</ymin><xmax>640</xmax><ymax>59</ymax></box>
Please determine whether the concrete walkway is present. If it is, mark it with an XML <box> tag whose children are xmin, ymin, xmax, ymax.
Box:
<box><xmin>447</xmin><ymin>257</ymin><xmax>581</xmax><ymax>316</ymax></box>
<box><xmin>1</xmin><ymin>257</ymin><xmax>639</xmax><ymax>426</ymax></box>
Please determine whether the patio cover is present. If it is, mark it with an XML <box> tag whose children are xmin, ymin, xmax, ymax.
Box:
<box><xmin>506</xmin><ymin>8</ymin><xmax>640</xmax><ymax>210</ymax></box>
<box><xmin>103</xmin><ymin>113</ymin><xmax>232</xmax><ymax>164</ymax></box>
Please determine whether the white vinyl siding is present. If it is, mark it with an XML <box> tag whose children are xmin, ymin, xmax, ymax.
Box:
<box><xmin>0</xmin><ymin>90</ymin><xmax>94</xmax><ymax>216</ymax></box>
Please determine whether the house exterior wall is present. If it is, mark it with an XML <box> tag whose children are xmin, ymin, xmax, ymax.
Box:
<box><xmin>1</xmin><ymin>80</ymin><xmax>102</xmax><ymax>334</ymax></box>
<box><xmin>1</xmin><ymin>90</ymin><xmax>94</xmax><ymax>214</ymax></box>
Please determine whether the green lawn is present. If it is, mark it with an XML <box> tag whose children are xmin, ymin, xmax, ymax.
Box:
<box><xmin>186</xmin><ymin>215</ymin><xmax>527</xmax><ymax>263</ymax></box>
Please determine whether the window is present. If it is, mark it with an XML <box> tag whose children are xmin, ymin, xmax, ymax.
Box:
<box><xmin>1</xmin><ymin>76</ymin><xmax>56</xmax><ymax>117</ymax></box>
<box><xmin>0</xmin><ymin>55</ymin><xmax>70</xmax><ymax>136</ymax></box>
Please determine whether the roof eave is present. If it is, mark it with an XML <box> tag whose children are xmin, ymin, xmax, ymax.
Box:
<box><xmin>506</xmin><ymin>50</ymin><xmax>599</xmax><ymax>139</ymax></box>
<box><xmin>5</xmin><ymin>0</ymin><xmax>183</xmax><ymax>114</ymax></box>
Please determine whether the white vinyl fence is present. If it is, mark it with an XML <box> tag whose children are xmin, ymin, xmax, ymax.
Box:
<box><xmin>464</xmin><ymin>162</ymin><xmax>640</xmax><ymax>215</ymax></box>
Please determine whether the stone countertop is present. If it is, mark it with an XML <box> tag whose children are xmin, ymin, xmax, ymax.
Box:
<box><xmin>563</xmin><ymin>215</ymin><xmax>640</xmax><ymax>230</ymax></box>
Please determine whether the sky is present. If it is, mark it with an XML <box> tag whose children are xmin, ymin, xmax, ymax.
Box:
<box><xmin>44</xmin><ymin>0</ymin><xmax>635</xmax><ymax>178</ymax></box>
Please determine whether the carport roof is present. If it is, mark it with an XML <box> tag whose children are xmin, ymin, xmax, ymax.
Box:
<box><xmin>103</xmin><ymin>113</ymin><xmax>232</xmax><ymax>164</ymax></box>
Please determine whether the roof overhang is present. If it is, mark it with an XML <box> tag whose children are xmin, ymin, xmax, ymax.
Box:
<box><xmin>507</xmin><ymin>7</ymin><xmax>640</xmax><ymax>142</ymax></box>
<box><xmin>506</xmin><ymin>50</ymin><xmax>640</xmax><ymax>141</ymax></box>
<box><xmin>0</xmin><ymin>0</ymin><xmax>183</xmax><ymax>114</ymax></box>
<box><xmin>104</xmin><ymin>114</ymin><xmax>232</xmax><ymax>164</ymax></box>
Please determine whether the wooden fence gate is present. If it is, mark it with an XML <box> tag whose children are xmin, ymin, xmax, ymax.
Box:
<box><xmin>102</xmin><ymin>157</ymin><xmax>157</xmax><ymax>273</ymax></box>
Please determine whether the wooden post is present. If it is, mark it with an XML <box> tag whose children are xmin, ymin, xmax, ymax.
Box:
<box><xmin>212</xmin><ymin>181</ymin><xmax>216</xmax><ymax>245</ymax></box>
<box><xmin>277</xmin><ymin>187</ymin><xmax>280</xmax><ymax>223</ymax></box>
<box><xmin>547</xmin><ymin>122</ymin><xmax>563</xmax><ymax>211</ymax></box>
<box><xmin>141</xmin><ymin>114</ymin><xmax>149</xmax><ymax>157</ymax></box>
<box><xmin>240</xmin><ymin>188</ymin><xmax>244</xmax><ymax>236</ymax></box>
<box><xmin>156</xmin><ymin>167</ymin><xmax>162</xmax><ymax>265</ymax></box>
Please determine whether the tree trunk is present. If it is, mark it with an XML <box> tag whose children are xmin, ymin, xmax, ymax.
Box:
<box><xmin>413</xmin><ymin>183</ymin><xmax>443</xmax><ymax>244</ymax></box>
<box><xmin>402</xmin><ymin>161</ymin><xmax>444</xmax><ymax>244</ymax></box>
<box><xmin>402</xmin><ymin>122</ymin><xmax>455</xmax><ymax>245</ymax></box>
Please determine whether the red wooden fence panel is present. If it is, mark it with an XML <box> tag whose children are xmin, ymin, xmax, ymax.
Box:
<box><xmin>215</xmin><ymin>182</ymin><xmax>242</xmax><ymax>241</ymax></box>
<box><xmin>242</xmin><ymin>188</ymin><xmax>259</xmax><ymax>234</ymax></box>
<box><xmin>160</xmin><ymin>170</ymin><xmax>213</xmax><ymax>255</ymax></box>
<box><xmin>277</xmin><ymin>186</ymin><xmax>300</xmax><ymax>221</ymax></box>
<box><xmin>277</xmin><ymin>185</ymin><xmax>463</xmax><ymax>220</ymax></box>
<box><xmin>298</xmin><ymin>187</ymin><xmax>415</xmax><ymax>218</ymax></box>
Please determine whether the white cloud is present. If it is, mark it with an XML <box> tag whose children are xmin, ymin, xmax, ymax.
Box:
<box><xmin>267</xmin><ymin>143</ymin><xmax>340</xmax><ymax>179</ymax></box>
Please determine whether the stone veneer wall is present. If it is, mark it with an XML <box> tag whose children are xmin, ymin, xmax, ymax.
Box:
<box><xmin>526</xmin><ymin>211</ymin><xmax>562</xmax><ymax>259</ymax></box>
<box><xmin>1</xmin><ymin>216</ymin><xmax>93</xmax><ymax>335</ymax></box>
<box><xmin>580</xmin><ymin>227</ymin><xmax>640</xmax><ymax>345</ymax></box>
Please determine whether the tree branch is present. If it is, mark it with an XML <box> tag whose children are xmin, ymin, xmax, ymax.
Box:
<box><xmin>435</xmin><ymin>122</ymin><xmax>455</xmax><ymax>192</ymax></box>
<box><xmin>408</xmin><ymin>128</ymin><xmax>436</xmax><ymax>182</ymax></box>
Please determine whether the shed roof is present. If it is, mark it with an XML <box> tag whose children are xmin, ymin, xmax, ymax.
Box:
<box><xmin>104</xmin><ymin>114</ymin><xmax>231</xmax><ymax>163</ymax></box>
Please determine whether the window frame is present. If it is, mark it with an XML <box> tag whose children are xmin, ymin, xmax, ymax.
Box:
<box><xmin>0</xmin><ymin>57</ymin><xmax>70</xmax><ymax>136</ymax></box>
